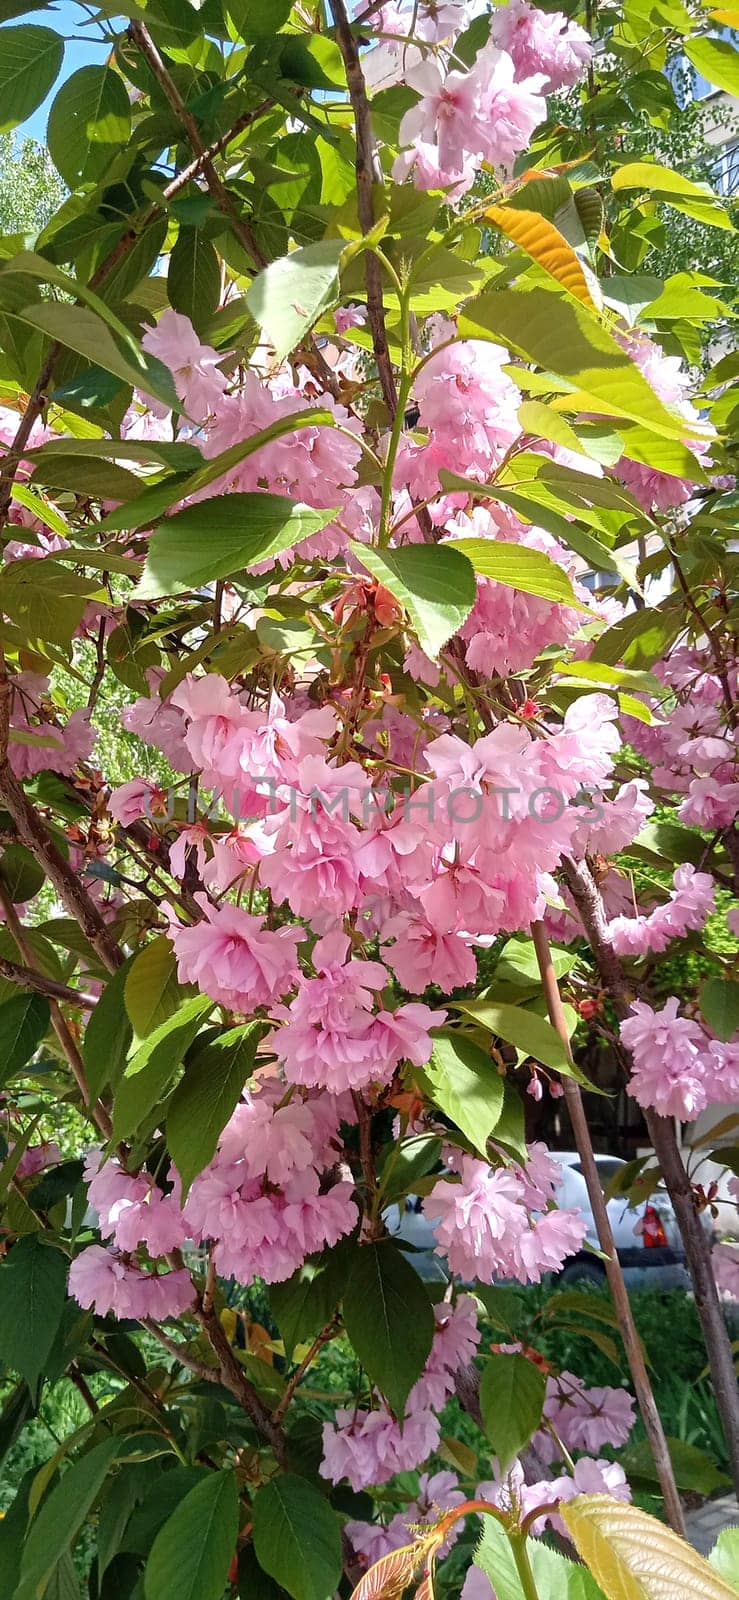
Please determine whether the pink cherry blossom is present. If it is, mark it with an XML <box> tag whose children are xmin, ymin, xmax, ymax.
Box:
<box><xmin>620</xmin><ymin>997</ymin><xmax>712</xmax><ymax>1119</ymax></box>
<box><xmin>490</xmin><ymin>0</ymin><xmax>592</xmax><ymax>90</ymax></box>
<box><xmin>167</xmin><ymin>892</ymin><xmax>301</xmax><ymax>1011</ymax></box>
<box><xmin>142</xmin><ymin>309</ymin><xmax>228</xmax><ymax>421</ymax></box>
<box><xmin>108</xmin><ymin>778</ymin><xmax>165</xmax><ymax>827</ymax></box>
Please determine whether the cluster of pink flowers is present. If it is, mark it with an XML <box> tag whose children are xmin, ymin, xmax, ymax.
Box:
<box><xmin>69</xmin><ymin>1245</ymin><xmax>195</xmax><ymax>1320</ymax></box>
<box><xmin>346</xmin><ymin>1470</ymin><xmax>465</xmax><ymax>1567</ymax></box>
<box><xmin>180</xmin><ymin>1076</ymin><xmax>358</xmax><ymax>1283</ymax></box>
<box><xmin>535</xmin><ymin>1370</ymin><xmax>636</xmax><ymax>1462</ymax></box>
<box><xmin>621</xmin><ymin>997</ymin><xmax>739</xmax><ymax>1120</ymax></box>
<box><xmin>167</xmin><ymin>893</ymin><xmax>302</xmax><ymax>1012</ymax></box>
<box><xmin>8</xmin><ymin>671</ymin><xmax>93</xmax><ymax>781</ymax></box>
<box><xmin>393</xmin><ymin>42</ymin><xmax>548</xmax><ymax>195</ymax></box>
<box><xmin>273</xmin><ymin>931</ymin><xmax>444</xmax><ymax>1093</ymax></box>
<box><xmin>321</xmin><ymin>1295</ymin><xmax>480</xmax><ymax>1490</ymax></box>
<box><xmin>489</xmin><ymin>0</ymin><xmax>592</xmax><ymax>90</ymax></box>
<box><xmin>607</xmin><ymin>863</ymin><xmax>715</xmax><ymax>957</ymax></box>
<box><xmin>423</xmin><ymin>1146</ymin><xmax>587</xmax><ymax>1284</ymax></box>
<box><xmin>625</xmin><ymin>647</ymin><xmax>738</xmax><ymax>830</ymax></box>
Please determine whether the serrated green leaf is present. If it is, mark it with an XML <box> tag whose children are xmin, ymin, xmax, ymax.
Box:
<box><xmin>351</xmin><ymin>541</ymin><xmax>476</xmax><ymax>658</ymax></box>
<box><xmin>420</xmin><ymin>1031</ymin><xmax>503</xmax><ymax>1157</ymax></box>
<box><xmin>252</xmin><ymin>1475</ymin><xmax>342</xmax><ymax>1600</ymax></box>
<box><xmin>479</xmin><ymin>1353</ymin><xmax>546</xmax><ymax>1471</ymax></box>
<box><xmin>167</xmin><ymin>1023</ymin><xmax>262</xmax><ymax>1197</ymax></box>
<box><xmin>144</xmin><ymin>1469</ymin><xmax>238</xmax><ymax>1600</ymax></box>
<box><xmin>343</xmin><ymin>1240</ymin><xmax>434</xmax><ymax>1415</ymax></box>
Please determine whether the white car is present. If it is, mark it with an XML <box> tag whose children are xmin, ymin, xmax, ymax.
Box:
<box><xmin>385</xmin><ymin>1151</ymin><xmax>693</xmax><ymax>1289</ymax></box>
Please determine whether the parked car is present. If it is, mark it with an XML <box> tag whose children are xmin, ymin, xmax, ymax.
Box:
<box><xmin>385</xmin><ymin>1151</ymin><xmax>696</xmax><ymax>1290</ymax></box>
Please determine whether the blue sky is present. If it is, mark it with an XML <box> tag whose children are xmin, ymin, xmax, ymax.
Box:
<box><xmin>15</xmin><ymin>1</ymin><xmax>111</xmax><ymax>141</ymax></box>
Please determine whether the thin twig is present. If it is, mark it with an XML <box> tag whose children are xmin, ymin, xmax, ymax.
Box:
<box><xmin>531</xmin><ymin>918</ymin><xmax>686</xmax><ymax>1535</ymax></box>
<box><xmin>0</xmin><ymin>955</ymin><xmax>96</xmax><ymax>1010</ymax></box>
<box><xmin>559</xmin><ymin>857</ymin><xmax>739</xmax><ymax>1496</ymax></box>
<box><xmin>0</xmin><ymin>882</ymin><xmax>113</xmax><ymax>1139</ymax></box>
<box><xmin>327</xmin><ymin>0</ymin><xmax>398</xmax><ymax>418</ymax></box>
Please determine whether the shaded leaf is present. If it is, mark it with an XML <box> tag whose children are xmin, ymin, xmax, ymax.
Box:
<box><xmin>144</xmin><ymin>1469</ymin><xmax>238</xmax><ymax>1600</ymax></box>
<box><xmin>252</xmin><ymin>1474</ymin><xmax>342</xmax><ymax>1600</ymax></box>
<box><xmin>167</xmin><ymin>1023</ymin><xmax>262</xmax><ymax>1197</ymax></box>
<box><xmin>352</xmin><ymin>541</ymin><xmax>476</xmax><ymax>658</ymax></box>
<box><xmin>343</xmin><ymin>1240</ymin><xmax>434</xmax><ymax>1415</ymax></box>
<box><xmin>479</xmin><ymin>1353</ymin><xmax>546</xmax><ymax>1471</ymax></box>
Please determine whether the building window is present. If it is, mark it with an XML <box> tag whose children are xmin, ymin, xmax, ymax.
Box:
<box><xmin>713</xmin><ymin>138</ymin><xmax>739</xmax><ymax>197</ymax></box>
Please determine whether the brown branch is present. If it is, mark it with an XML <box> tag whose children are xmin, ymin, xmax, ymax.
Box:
<box><xmin>144</xmin><ymin>1319</ymin><xmax>221</xmax><ymax>1383</ymax></box>
<box><xmin>327</xmin><ymin>0</ymin><xmax>398</xmax><ymax>419</ymax></box>
<box><xmin>273</xmin><ymin>1321</ymin><xmax>339</xmax><ymax>1424</ymax></box>
<box><xmin>0</xmin><ymin>955</ymin><xmax>96</xmax><ymax>1010</ymax></box>
<box><xmin>531</xmin><ymin>918</ymin><xmax>686</xmax><ymax>1534</ymax></box>
<box><xmin>559</xmin><ymin>857</ymin><xmax>739</xmax><ymax>1497</ymax></box>
<box><xmin>196</xmin><ymin>1302</ymin><xmax>287</xmax><ymax>1463</ymax></box>
<box><xmin>0</xmin><ymin>762</ymin><xmax>122</xmax><ymax>974</ymax></box>
<box><xmin>0</xmin><ymin>882</ymin><xmax>112</xmax><ymax>1139</ymax></box>
<box><xmin>668</xmin><ymin>539</ymin><xmax>736</xmax><ymax>729</ymax></box>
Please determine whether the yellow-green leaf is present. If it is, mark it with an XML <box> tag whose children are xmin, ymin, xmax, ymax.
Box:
<box><xmin>562</xmin><ymin>1494</ymin><xmax>739</xmax><ymax>1600</ymax></box>
<box><xmin>485</xmin><ymin>204</ymin><xmax>601</xmax><ymax>308</ymax></box>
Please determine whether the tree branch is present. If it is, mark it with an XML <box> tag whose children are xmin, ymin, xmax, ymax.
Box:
<box><xmin>559</xmin><ymin>856</ymin><xmax>739</xmax><ymax>1496</ymax></box>
<box><xmin>0</xmin><ymin>955</ymin><xmax>96</xmax><ymax>1010</ymax></box>
<box><xmin>0</xmin><ymin>763</ymin><xmax>122</xmax><ymax>974</ymax></box>
<box><xmin>531</xmin><ymin>918</ymin><xmax>685</xmax><ymax>1535</ymax></box>
<box><xmin>327</xmin><ymin>0</ymin><xmax>398</xmax><ymax>419</ymax></box>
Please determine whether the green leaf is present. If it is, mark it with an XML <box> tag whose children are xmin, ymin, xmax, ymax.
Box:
<box><xmin>83</xmin><ymin>955</ymin><xmax>135</xmax><ymax>1103</ymax></box>
<box><xmin>419</xmin><ymin>1031</ymin><xmax>503</xmax><ymax>1157</ymax></box>
<box><xmin>43</xmin><ymin>1551</ymin><xmax>81</xmax><ymax>1600</ymax></box>
<box><xmin>709</xmin><ymin>1530</ymin><xmax>739</xmax><ymax>1590</ymax></box>
<box><xmin>0</xmin><ymin>841</ymin><xmax>44</xmax><ymax>902</ymax></box>
<box><xmin>562</xmin><ymin>1495</ymin><xmax>739</xmax><ymax>1600</ymax></box>
<box><xmin>453</xmin><ymin>999</ymin><xmax>572</xmax><ymax>1074</ymax></box>
<box><xmin>246</xmin><ymin>240</ymin><xmax>346</xmax><ymax>362</ymax></box>
<box><xmin>443</xmin><ymin>530</ymin><xmax>584</xmax><ymax>608</ymax></box>
<box><xmin>144</xmin><ymin>1469</ymin><xmax>238</xmax><ymax>1600</ymax></box>
<box><xmin>377</xmin><ymin>1133</ymin><xmax>443</xmax><ymax>1205</ymax></box>
<box><xmin>252</xmin><ymin>1474</ymin><xmax>342</xmax><ymax>1600</ymax></box>
<box><xmin>686</xmin><ymin>36</ymin><xmax>739</xmax><ymax>98</ymax></box>
<box><xmin>47</xmin><ymin>64</ymin><xmax>131</xmax><ymax>188</ymax></box>
<box><xmin>270</xmin><ymin>1241</ymin><xmax>353</xmax><ymax>1358</ymax></box>
<box><xmin>167</xmin><ymin>1023</ymin><xmax>262</xmax><ymax>1197</ymax></box>
<box><xmin>168</xmin><ymin>228</ymin><xmax>221</xmax><ymax>331</ymax></box>
<box><xmin>352</xmin><ymin>541</ymin><xmax>476</xmax><ymax>658</ymax></box>
<box><xmin>476</xmin><ymin>1516</ymin><xmax>606</xmax><ymax>1600</ymax></box>
<box><xmin>0</xmin><ymin>992</ymin><xmax>50</xmax><ymax>1087</ymax></box>
<box><xmin>98</xmin><ymin>408</ymin><xmax>332</xmax><ymax>535</ymax></box>
<box><xmin>612</xmin><ymin>159</ymin><xmax>731</xmax><ymax>230</ymax></box>
<box><xmin>479</xmin><ymin>1353</ymin><xmax>546</xmax><ymax>1471</ymax></box>
<box><xmin>495</xmin><ymin>939</ymin><xmax>576</xmax><ymax>988</ymax></box>
<box><xmin>699</xmin><ymin>978</ymin><xmax>739</xmax><ymax>1044</ymax></box>
<box><xmin>0</xmin><ymin>24</ymin><xmax>64</xmax><ymax>132</ymax></box>
<box><xmin>619</xmin><ymin>1436</ymin><xmax>731</xmax><ymax>1497</ymax></box>
<box><xmin>0</xmin><ymin>1236</ymin><xmax>67</xmax><ymax>1391</ymax></box>
<box><xmin>124</xmin><ymin>934</ymin><xmax>182</xmax><ymax>1039</ymax></box>
<box><xmin>138</xmin><ymin>493</ymin><xmax>337</xmax><ymax>599</ymax></box>
<box><xmin>342</xmin><ymin>1239</ymin><xmax>434</xmax><ymax>1415</ymax></box>
<box><xmin>459</xmin><ymin>287</ymin><xmax>703</xmax><ymax>439</ymax></box>
<box><xmin>16</xmin><ymin>1438</ymin><xmax>119</xmax><ymax>1600</ymax></box>
<box><xmin>12</xmin><ymin>302</ymin><xmax>178</xmax><ymax>415</ymax></box>
<box><xmin>113</xmin><ymin>994</ymin><xmax>212</xmax><ymax>1142</ymax></box>
<box><xmin>0</xmin><ymin>558</ymin><xmax>103</xmax><ymax>647</ymax></box>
